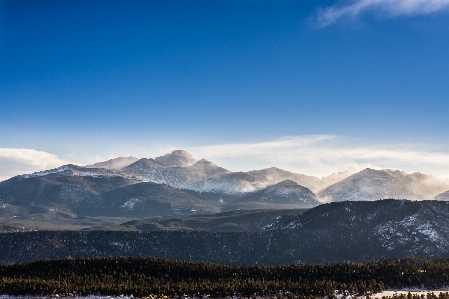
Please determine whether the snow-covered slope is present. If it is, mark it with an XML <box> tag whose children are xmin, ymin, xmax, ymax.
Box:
<box><xmin>85</xmin><ymin>157</ymin><xmax>139</xmax><ymax>170</ymax></box>
<box><xmin>98</xmin><ymin>151</ymin><xmax>360</xmax><ymax>194</ymax></box>
<box><xmin>21</xmin><ymin>164</ymin><xmax>134</xmax><ymax>179</ymax></box>
<box><xmin>122</xmin><ymin>157</ymin><xmax>230</xmax><ymax>191</ymax></box>
<box><xmin>318</xmin><ymin>168</ymin><xmax>449</xmax><ymax>202</ymax></box>
<box><xmin>122</xmin><ymin>151</ymin><xmax>323</xmax><ymax>193</ymax></box>
<box><xmin>320</xmin><ymin>167</ymin><xmax>360</xmax><ymax>190</ymax></box>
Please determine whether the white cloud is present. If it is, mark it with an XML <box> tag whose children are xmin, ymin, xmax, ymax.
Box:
<box><xmin>0</xmin><ymin>148</ymin><xmax>76</xmax><ymax>181</ymax></box>
<box><xmin>186</xmin><ymin>135</ymin><xmax>449</xmax><ymax>179</ymax></box>
<box><xmin>315</xmin><ymin>0</ymin><xmax>449</xmax><ymax>27</ymax></box>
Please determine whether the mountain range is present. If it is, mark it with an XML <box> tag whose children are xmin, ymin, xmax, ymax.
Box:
<box><xmin>2</xmin><ymin>151</ymin><xmax>449</xmax><ymax>266</ymax></box>
<box><xmin>113</xmin><ymin>150</ymin><xmax>449</xmax><ymax>199</ymax></box>
<box><xmin>1</xmin><ymin>150</ymin><xmax>448</xmax><ymax>222</ymax></box>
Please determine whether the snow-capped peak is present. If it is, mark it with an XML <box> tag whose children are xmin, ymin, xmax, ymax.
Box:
<box><xmin>155</xmin><ymin>150</ymin><xmax>197</xmax><ymax>167</ymax></box>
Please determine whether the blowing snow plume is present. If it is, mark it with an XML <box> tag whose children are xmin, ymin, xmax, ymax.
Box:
<box><xmin>85</xmin><ymin>156</ymin><xmax>139</xmax><ymax>170</ymax></box>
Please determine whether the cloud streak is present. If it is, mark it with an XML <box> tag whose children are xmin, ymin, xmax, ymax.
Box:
<box><xmin>0</xmin><ymin>148</ymin><xmax>75</xmax><ymax>181</ymax></box>
<box><xmin>187</xmin><ymin>136</ymin><xmax>449</xmax><ymax>179</ymax></box>
<box><xmin>315</xmin><ymin>0</ymin><xmax>449</xmax><ymax>27</ymax></box>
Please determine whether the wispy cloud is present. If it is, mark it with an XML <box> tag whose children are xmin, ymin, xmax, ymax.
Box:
<box><xmin>315</xmin><ymin>0</ymin><xmax>449</xmax><ymax>27</ymax></box>
<box><xmin>187</xmin><ymin>135</ymin><xmax>449</xmax><ymax>179</ymax></box>
<box><xmin>0</xmin><ymin>148</ymin><xmax>75</xmax><ymax>181</ymax></box>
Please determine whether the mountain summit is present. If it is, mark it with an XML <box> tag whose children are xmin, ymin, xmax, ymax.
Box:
<box><xmin>154</xmin><ymin>150</ymin><xmax>197</xmax><ymax>167</ymax></box>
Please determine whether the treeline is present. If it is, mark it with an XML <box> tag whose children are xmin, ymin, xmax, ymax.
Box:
<box><xmin>0</xmin><ymin>257</ymin><xmax>449</xmax><ymax>297</ymax></box>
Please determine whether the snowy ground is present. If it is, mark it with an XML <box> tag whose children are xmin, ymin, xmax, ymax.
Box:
<box><xmin>370</xmin><ymin>290</ymin><xmax>449</xmax><ymax>299</ymax></box>
<box><xmin>2</xmin><ymin>292</ymin><xmax>449</xmax><ymax>299</ymax></box>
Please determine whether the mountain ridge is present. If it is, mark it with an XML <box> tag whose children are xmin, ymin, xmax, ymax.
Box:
<box><xmin>1</xmin><ymin>150</ymin><xmax>448</xmax><ymax>222</ymax></box>
<box><xmin>2</xmin><ymin>199</ymin><xmax>449</xmax><ymax>265</ymax></box>
<box><xmin>318</xmin><ymin>168</ymin><xmax>448</xmax><ymax>202</ymax></box>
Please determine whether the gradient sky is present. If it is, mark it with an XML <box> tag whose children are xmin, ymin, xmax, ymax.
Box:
<box><xmin>1</xmin><ymin>0</ymin><xmax>449</xmax><ymax>180</ymax></box>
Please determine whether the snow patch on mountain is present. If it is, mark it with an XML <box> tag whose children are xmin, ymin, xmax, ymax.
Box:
<box><xmin>22</xmin><ymin>165</ymin><xmax>74</xmax><ymax>178</ymax></box>
<box><xmin>120</xmin><ymin>199</ymin><xmax>141</xmax><ymax>210</ymax></box>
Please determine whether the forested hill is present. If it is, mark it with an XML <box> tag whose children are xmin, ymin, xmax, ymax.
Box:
<box><xmin>1</xmin><ymin>257</ymin><xmax>449</xmax><ymax>297</ymax></box>
<box><xmin>1</xmin><ymin>200</ymin><xmax>449</xmax><ymax>265</ymax></box>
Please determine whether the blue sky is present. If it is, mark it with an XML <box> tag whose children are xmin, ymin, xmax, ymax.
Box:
<box><xmin>1</xmin><ymin>0</ymin><xmax>449</xmax><ymax>180</ymax></box>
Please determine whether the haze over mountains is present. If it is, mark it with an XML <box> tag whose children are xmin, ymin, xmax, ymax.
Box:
<box><xmin>102</xmin><ymin>150</ymin><xmax>363</xmax><ymax>193</ymax></box>
<box><xmin>1</xmin><ymin>149</ymin><xmax>448</xmax><ymax>223</ymax></box>
<box><xmin>1</xmin><ymin>150</ymin><xmax>449</xmax><ymax>265</ymax></box>
<box><xmin>318</xmin><ymin>168</ymin><xmax>449</xmax><ymax>202</ymax></box>
<box><xmin>104</xmin><ymin>150</ymin><xmax>449</xmax><ymax>200</ymax></box>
